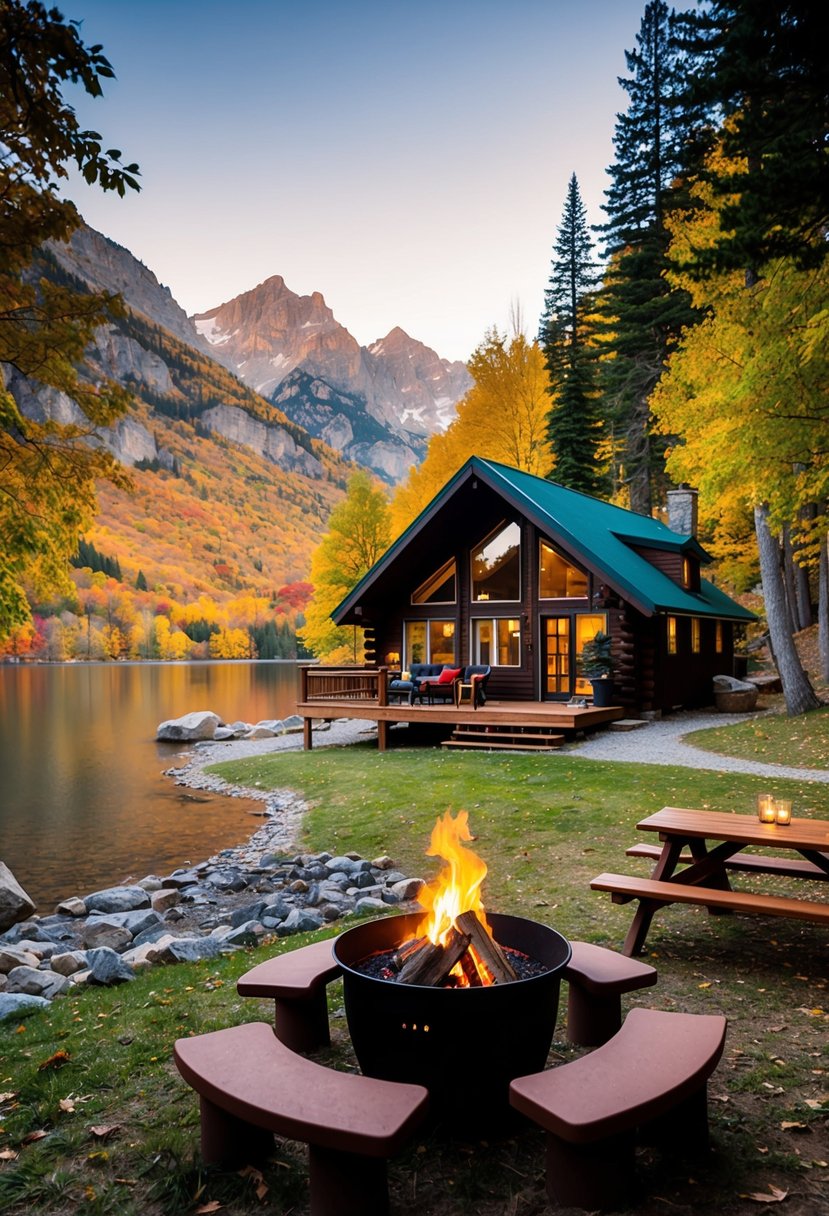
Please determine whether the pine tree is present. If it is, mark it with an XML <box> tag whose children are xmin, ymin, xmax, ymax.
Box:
<box><xmin>539</xmin><ymin>174</ymin><xmax>603</xmax><ymax>495</ymax></box>
<box><xmin>675</xmin><ymin>1</ymin><xmax>829</xmax><ymax>276</ymax></box>
<box><xmin>596</xmin><ymin>0</ymin><xmax>703</xmax><ymax>514</ymax></box>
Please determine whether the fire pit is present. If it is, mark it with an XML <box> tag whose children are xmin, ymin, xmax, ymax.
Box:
<box><xmin>333</xmin><ymin>812</ymin><xmax>571</xmax><ymax>1127</ymax></box>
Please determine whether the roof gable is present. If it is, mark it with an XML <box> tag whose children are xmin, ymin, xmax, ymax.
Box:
<box><xmin>333</xmin><ymin>457</ymin><xmax>755</xmax><ymax>623</ymax></box>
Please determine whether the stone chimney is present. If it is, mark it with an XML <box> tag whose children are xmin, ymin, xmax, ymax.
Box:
<box><xmin>666</xmin><ymin>487</ymin><xmax>699</xmax><ymax>537</ymax></box>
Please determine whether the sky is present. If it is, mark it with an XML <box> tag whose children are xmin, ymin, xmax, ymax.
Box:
<box><xmin>63</xmin><ymin>0</ymin><xmax>648</xmax><ymax>363</ymax></box>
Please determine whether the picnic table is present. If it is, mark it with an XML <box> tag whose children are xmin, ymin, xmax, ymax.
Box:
<box><xmin>591</xmin><ymin>806</ymin><xmax>829</xmax><ymax>956</ymax></box>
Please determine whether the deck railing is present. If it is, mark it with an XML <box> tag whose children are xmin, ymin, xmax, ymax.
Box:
<box><xmin>299</xmin><ymin>665</ymin><xmax>388</xmax><ymax>706</ymax></box>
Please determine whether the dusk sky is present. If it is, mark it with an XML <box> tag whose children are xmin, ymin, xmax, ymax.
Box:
<box><xmin>64</xmin><ymin>0</ymin><xmax>650</xmax><ymax>362</ymax></box>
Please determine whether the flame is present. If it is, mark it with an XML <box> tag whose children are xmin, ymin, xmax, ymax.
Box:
<box><xmin>417</xmin><ymin>810</ymin><xmax>491</xmax><ymax>947</ymax></box>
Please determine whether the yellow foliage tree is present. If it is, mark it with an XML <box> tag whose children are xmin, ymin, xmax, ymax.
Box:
<box><xmin>300</xmin><ymin>471</ymin><xmax>392</xmax><ymax>662</ymax></box>
<box><xmin>391</xmin><ymin>329</ymin><xmax>553</xmax><ymax>535</ymax></box>
<box><xmin>209</xmin><ymin>627</ymin><xmax>252</xmax><ymax>659</ymax></box>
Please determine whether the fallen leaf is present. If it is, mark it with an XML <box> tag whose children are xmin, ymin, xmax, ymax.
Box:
<box><xmin>780</xmin><ymin>1121</ymin><xmax>808</xmax><ymax>1131</ymax></box>
<box><xmin>90</xmin><ymin>1124</ymin><xmax>120</xmax><ymax>1140</ymax></box>
<box><xmin>805</xmin><ymin>1098</ymin><xmax>828</xmax><ymax>1109</ymax></box>
<box><xmin>239</xmin><ymin>1164</ymin><xmax>269</xmax><ymax>1201</ymax></box>
<box><xmin>0</xmin><ymin>1149</ymin><xmax>19</xmax><ymax>1161</ymax></box>
<box><xmin>741</xmin><ymin>1185</ymin><xmax>788</xmax><ymax>1204</ymax></box>
<box><xmin>37</xmin><ymin>1050</ymin><xmax>70</xmax><ymax>1071</ymax></box>
<box><xmin>21</xmin><ymin>1130</ymin><xmax>48</xmax><ymax>1144</ymax></box>
<box><xmin>194</xmin><ymin>1203</ymin><xmax>223</xmax><ymax>1214</ymax></box>
<box><xmin>0</xmin><ymin>1092</ymin><xmax>16</xmax><ymax>1104</ymax></box>
<box><xmin>59</xmin><ymin>1098</ymin><xmax>76</xmax><ymax>1113</ymax></box>
<box><xmin>698</xmin><ymin>981</ymin><xmax>712</xmax><ymax>989</ymax></box>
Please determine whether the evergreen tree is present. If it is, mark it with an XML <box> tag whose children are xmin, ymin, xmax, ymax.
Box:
<box><xmin>675</xmin><ymin>1</ymin><xmax>829</xmax><ymax>276</ymax></box>
<box><xmin>135</xmin><ymin>569</ymin><xmax>148</xmax><ymax>591</ymax></box>
<box><xmin>538</xmin><ymin>173</ymin><xmax>603</xmax><ymax>495</ymax></box>
<box><xmin>596</xmin><ymin>0</ymin><xmax>703</xmax><ymax>514</ymax></box>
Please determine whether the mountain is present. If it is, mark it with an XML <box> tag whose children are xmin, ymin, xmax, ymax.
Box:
<box><xmin>194</xmin><ymin>276</ymin><xmax>471</xmax><ymax>482</ymax></box>
<box><xmin>12</xmin><ymin>224</ymin><xmax>353</xmax><ymax>610</ymax></box>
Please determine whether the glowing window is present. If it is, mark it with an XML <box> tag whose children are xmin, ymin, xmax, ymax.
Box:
<box><xmin>667</xmin><ymin>616</ymin><xmax>677</xmax><ymax>655</ymax></box>
<box><xmin>691</xmin><ymin>617</ymin><xmax>701</xmax><ymax>653</ymax></box>
<box><xmin>404</xmin><ymin>620</ymin><xmax>455</xmax><ymax>667</ymax></box>
<box><xmin>412</xmin><ymin>560</ymin><xmax>456</xmax><ymax>605</ymax></box>
<box><xmin>715</xmin><ymin>620</ymin><xmax>723</xmax><ymax>654</ymax></box>
<box><xmin>473</xmin><ymin>618</ymin><xmax>520</xmax><ymax>666</ymax></box>
<box><xmin>539</xmin><ymin>541</ymin><xmax>588</xmax><ymax>599</ymax></box>
<box><xmin>472</xmin><ymin>522</ymin><xmax>521</xmax><ymax>602</ymax></box>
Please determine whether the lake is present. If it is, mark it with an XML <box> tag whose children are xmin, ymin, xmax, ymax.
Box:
<box><xmin>0</xmin><ymin>661</ymin><xmax>301</xmax><ymax>913</ymax></box>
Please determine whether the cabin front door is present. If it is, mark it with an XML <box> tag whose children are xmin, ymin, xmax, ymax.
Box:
<box><xmin>543</xmin><ymin>617</ymin><xmax>572</xmax><ymax>697</ymax></box>
<box><xmin>543</xmin><ymin>614</ymin><xmax>607</xmax><ymax>699</ymax></box>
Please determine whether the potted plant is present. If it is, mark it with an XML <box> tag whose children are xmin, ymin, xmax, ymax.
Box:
<box><xmin>578</xmin><ymin>630</ymin><xmax>615</xmax><ymax>707</ymax></box>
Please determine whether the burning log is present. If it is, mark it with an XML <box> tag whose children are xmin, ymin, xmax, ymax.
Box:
<box><xmin>396</xmin><ymin>926</ymin><xmax>472</xmax><ymax>986</ymax></box>
<box><xmin>455</xmin><ymin>910</ymin><xmax>519</xmax><ymax>984</ymax></box>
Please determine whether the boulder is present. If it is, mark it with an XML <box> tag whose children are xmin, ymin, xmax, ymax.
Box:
<box><xmin>80</xmin><ymin>921</ymin><xmax>132</xmax><ymax>952</ymax></box>
<box><xmin>50</xmin><ymin>950</ymin><xmax>88</xmax><ymax>976</ymax></box>
<box><xmin>149</xmin><ymin>888</ymin><xmax>181</xmax><ymax>913</ymax></box>
<box><xmin>390</xmin><ymin>878</ymin><xmax>425</xmax><ymax>902</ymax></box>
<box><xmin>84</xmin><ymin>885</ymin><xmax>151</xmax><ymax>914</ymax></box>
<box><xmin>5</xmin><ymin>965</ymin><xmax>70</xmax><ymax>999</ymax></box>
<box><xmin>55</xmin><ymin>896</ymin><xmax>87</xmax><ymax>917</ymax></box>
<box><xmin>0</xmin><ymin>992</ymin><xmax>50</xmax><ymax>1021</ymax></box>
<box><xmin>86</xmin><ymin>947</ymin><xmax>135</xmax><ymax>985</ymax></box>
<box><xmin>0</xmin><ymin>946</ymin><xmax>40</xmax><ymax>973</ymax></box>
<box><xmin>88</xmin><ymin>908</ymin><xmax>162</xmax><ymax>937</ymax></box>
<box><xmin>0</xmin><ymin>862</ymin><xmax>36</xmax><ymax>931</ymax></box>
<box><xmin>713</xmin><ymin>674</ymin><xmax>759</xmax><ymax>712</ymax></box>
<box><xmin>152</xmin><ymin>936</ymin><xmax>223</xmax><ymax>964</ymax></box>
<box><xmin>245</xmin><ymin>725</ymin><xmax>276</xmax><ymax>739</ymax></box>
<box><xmin>156</xmin><ymin>711</ymin><xmax>221</xmax><ymax>741</ymax></box>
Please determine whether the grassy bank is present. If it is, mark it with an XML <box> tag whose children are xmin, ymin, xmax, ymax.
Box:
<box><xmin>1</xmin><ymin>745</ymin><xmax>827</xmax><ymax>1215</ymax></box>
<box><xmin>685</xmin><ymin>705</ymin><xmax>829</xmax><ymax>771</ymax></box>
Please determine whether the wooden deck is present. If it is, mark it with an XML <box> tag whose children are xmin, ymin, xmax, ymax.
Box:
<box><xmin>296</xmin><ymin>696</ymin><xmax>624</xmax><ymax>752</ymax></box>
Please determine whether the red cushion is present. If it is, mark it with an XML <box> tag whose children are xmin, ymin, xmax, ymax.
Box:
<box><xmin>437</xmin><ymin>666</ymin><xmax>461</xmax><ymax>684</ymax></box>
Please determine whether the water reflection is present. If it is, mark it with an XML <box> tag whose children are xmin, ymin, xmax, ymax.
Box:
<box><xmin>0</xmin><ymin>662</ymin><xmax>300</xmax><ymax>911</ymax></box>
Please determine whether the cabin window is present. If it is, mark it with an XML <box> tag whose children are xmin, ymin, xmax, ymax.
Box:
<box><xmin>471</xmin><ymin>522</ymin><xmax>521</xmax><ymax>602</ymax></box>
<box><xmin>404</xmin><ymin>620</ymin><xmax>456</xmax><ymax>667</ymax></box>
<box><xmin>411</xmin><ymin>559</ymin><xmax>456</xmax><ymax>605</ymax></box>
<box><xmin>473</xmin><ymin>617</ymin><xmax>520</xmax><ymax>666</ymax></box>
<box><xmin>682</xmin><ymin>556</ymin><xmax>692</xmax><ymax>588</ymax></box>
<box><xmin>715</xmin><ymin>620</ymin><xmax>723</xmax><ymax>654</ymax></box>
<box><xmin>538</xmin><ymin>541</ymin><xmax>588</xmax><ymax>599</ymax></box>
<box><xmin>667</xmin><ymin>615</ymin><xmax>678</xmax><ymax>655</ymax></box>
<box><xmin>691</xmin><ymin>617</ymin><xmax>701</xmax><ymax>653</ymax></box>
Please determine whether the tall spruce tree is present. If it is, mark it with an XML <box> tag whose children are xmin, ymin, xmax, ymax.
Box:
<box><xmin>539</xmin><ymin>173</ymin><xmax>604</xmax><ymax>495</ymax></box>
<box><xmin>675</xmin><ymin>1</ymin><xmax>829</xmax><ymax>276</ymax></box>
<box><xmin>596</xmin><ymin>0</ymin><xmax>703</xmax><ymax>515</ymax></box>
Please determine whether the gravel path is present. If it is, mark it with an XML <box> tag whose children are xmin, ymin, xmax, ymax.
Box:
<box><xmin>564</xmin><ymin>709</ymin><xmax>829</xmax><ymax>784</ymax></box>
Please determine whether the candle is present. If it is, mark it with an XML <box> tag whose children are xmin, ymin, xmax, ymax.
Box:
<box><xmin>775</xmin><ymin>799</ymin><xmax>792</xmax><ymax>826</ymax></box>
<box><xmin>756</xmin><ymin>794</ymin><xmax>776</xmax><ymax>824</ymax></box>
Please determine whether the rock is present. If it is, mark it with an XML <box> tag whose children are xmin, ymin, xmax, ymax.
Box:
<box><xmin>282</xmin><ymin>714</ymin><xmax>304</xmax><ymax>732</ymax></box>
<box><xmin>81</xmin><ymin>921</ymin><xmax>133</xmax><ymax>952</ymax></box>
<box><xmin>245</xmin><ymin>725</ymin><xmax>276</xmax><ymax>739</ymax></box>
<box><xmin>0</xmin><ymin>862</ymin><xmax>36</xmax><ymax>931</ymax></box>
<box><xmin>205</xmin><ymin>869</ymin><xmax>248</xmax><ymax>893</ymax></box>
<box><xmin>0</xmin><ymin>992</ymin><xmax>51</xmax><ymax>1021</ymax></box>
<box><xmin>213</xmin><ymin>726</ymin><xmax>235</xmax><ymax>740</ymax></box>
<box><xmin>713</xmin><ymin>674</ymin><xmax>756</xmax><ymax>692</ymax></box>
<box><xmin>5</xmin><ymin>965</ymin><xmax>70</xmax><ymax>999</ymax></box>
<box><xmin>131</xmin><ymin>922</ymin><xmax>176</xmax><ymax>948</ymax></box>
<box><xmin>150</xmin><ymin>888</ymin><xmax>182</xmax><ymax>913</ymax></box>
<box><xmin>276</xmin><ymin>908</ymin><xmax>325</xmax><ymax>936</ymax></box>
<box><xmin>325</xmin><ymin>856</ymin><xmax>368</xmax><ymax>877</ymax></box>
<box><xmin>86</xmin><ymin>947</ymin><xmax>135</xmax><ymax>985</ymax></box>
<box><xmin>254</xmin><ymin>719</ymin><xmax>285</xmax><ymax>734</ymax></box>
<box><xmin>320</xmin><ymin>904</ymin><xmax>342</xmax><ymax>922</ymax></box>
<box><xmin>354</xmin><ymin>897</ymin><xmax>388</xmax><ymax>915</ymax></box>
<box><xmin>50</xmin><ymin>950</ymin><xmax>88</xmax><ymax>976</ymax></box>
<box><xmin>55</xmin><ymin>896</ymin><xmax>87</xmax><ymax>917</ymax></box>
<box><xmin>153</xmin><ymin>936</ymin><xmax>223</xmax><ymax>964</ymax></box>
<box><xmin>156</xmin><ymin>711</ymin><xmax>221</xmax><ymax>741</ymax></box>
<box><xmin>163</xmin><ymin>868</ymin><xmax>205</xmax><ymax>888</ymax></box>
<box><xmin>84</xmin><ymin>886</ymin><xmax>151</xmax><ymax>914</ymax></box>
<box><xmin>222</xmin><ymin>920</ymin><xmax>267</xmax><ymax>947</ymax></box>
<box><xmin>371</xmin><ymin>856</ymin><xmax>396</xmax><ymax>870</ymax></box>
<box><xmin>229</xmin><ymin>901</ymin><xmax>267</xmax><ymax>928</ymax></box>
<box><xmin>390</xmin><ymin>878</ymin><xmax>425</xmax><ymax>902</ymax></box>
<box><xmin>137</xmin><ymin>875</ymin><xmax>164</xmax><ymax>892</ymax></box>
<box><xmin>89</xmin><ymin>909</ymin><xmax>162</xmax><ymax>937</ymax></box>
<box><xmin>0</xmin><ymin>946</ymin><xmax>40</xmax><ymax>973</ymax></box>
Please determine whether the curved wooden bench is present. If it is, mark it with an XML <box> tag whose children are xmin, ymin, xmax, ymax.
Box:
<box><xmin>174</xmin><ymin>1021</ymin><xmax>429</xmax><ymax>1216</ymax></box>
<box><xmin>564</xmin><ymin>941</ymin><xmax>657</xmax><ymax>1046</ymax></box>
<box><xmin>625</xmin><ymin>842</ymin><xmax>829</xmax><ymax>881</ymax></box>
<box><xmin>510</xmin><ymin>1007</ymin><xmax>727</xmax><ymax>1210</ymax></box>
<box><xmin>237</xmin><ymin>937</ymin><xmax>342</xmax><ymax>1051</ymax></box>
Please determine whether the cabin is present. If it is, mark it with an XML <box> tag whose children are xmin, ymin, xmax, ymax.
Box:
<box><xmin>332</xmin><ymin>456</ymin><xmax>755</xmax><ymax>716</ymax></box>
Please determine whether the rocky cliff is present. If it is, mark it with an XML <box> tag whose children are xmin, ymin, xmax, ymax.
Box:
<box><xmin>194</xmin><ymin>275</ymin><xmax>471</xmax><ymax>481</ymax></box>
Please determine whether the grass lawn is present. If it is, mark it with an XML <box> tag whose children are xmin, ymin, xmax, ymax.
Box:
<box><xmin>686</xmin><ymin>705</ymin><xmax>829</xmax><ymax>771</ymax></box>
<box><xmin>1</xmin><ymin>744</ymin><xmax>827</xmax><ymax>1215</ymax></box>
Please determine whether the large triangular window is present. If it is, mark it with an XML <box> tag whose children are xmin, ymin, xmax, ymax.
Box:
<box><xmin>539</xmin><ymin>541</ymin><xmax>588</xmax><ymax>599</ymax></box>
<box><xmin>412</xmin><ymin>559</ymin><xmax>456</xmax><ymax>605</ymax></box>
<box><xmin>472</xmin><ymin>522</ymin><xmax>521</xmax><ymax>602</ymax></box>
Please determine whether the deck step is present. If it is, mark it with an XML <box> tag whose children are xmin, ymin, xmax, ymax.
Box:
<box><xmin>442</xmin><ymin>738</ymin><xmax>565</xmax><ymax>751</ymax></box>
<box><xmin>443</xmin><ymin>724</ymin><xmax>565</xmax><ymax>752</ymax></box>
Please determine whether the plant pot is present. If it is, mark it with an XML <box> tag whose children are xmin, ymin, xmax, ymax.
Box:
<box><xmin>590</xmin><ymin>677</ymin><xmax>614</xmax><ymax>708</ymax></box>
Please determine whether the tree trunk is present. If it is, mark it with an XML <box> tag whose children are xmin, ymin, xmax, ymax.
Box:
<box><xmin>819</xmin><ymin>530</ymin><xmax>829</xmax><ymax>685</ymax></box>
<box><xmin>754</xmin><ymin>504</ymin><xmax>820</xmax><ymax>715</ymax></box>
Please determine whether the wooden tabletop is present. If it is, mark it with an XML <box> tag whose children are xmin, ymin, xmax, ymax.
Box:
<box><xmin>637</xmin><ymin>806</ymin><xmax>829</xmax><ymax>851</ymax></box>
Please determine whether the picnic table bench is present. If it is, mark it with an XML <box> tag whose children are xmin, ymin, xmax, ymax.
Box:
<box><xmin>593</xmin><ymin>806</ymin><xmax>829</xmax><ymax>956</ymax></box>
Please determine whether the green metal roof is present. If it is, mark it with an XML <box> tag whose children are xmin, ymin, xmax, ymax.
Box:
<box><xmin>334</xmin><ymin>456</ymin><xmax>756</xmax><ymax>623</ymax></box>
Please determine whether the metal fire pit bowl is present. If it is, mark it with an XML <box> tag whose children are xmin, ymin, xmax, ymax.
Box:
<box><xmin>333</xmin><ymin>911</ymin><xmax>571</xmax><ymax>1130</ymax></box>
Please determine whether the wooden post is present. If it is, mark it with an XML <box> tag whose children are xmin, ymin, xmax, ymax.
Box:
<box><xmin>300</xmin><ymin>665</ymin><xmax>309</xmax><ymax>703</ymax></box>
<box><xmin>377</xmin><ymin>720</ymin><xmax>389</xmax><ymax>752</ymax></box>
<box><xmin>303</xmin><ymin>717</ymin><xmax>313</xmax><ymax>751</ymax></box>
<box><xmin>378</xmin><ymin>667</ymin><xmax>388</xmax><ymax>707</ymax></box>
